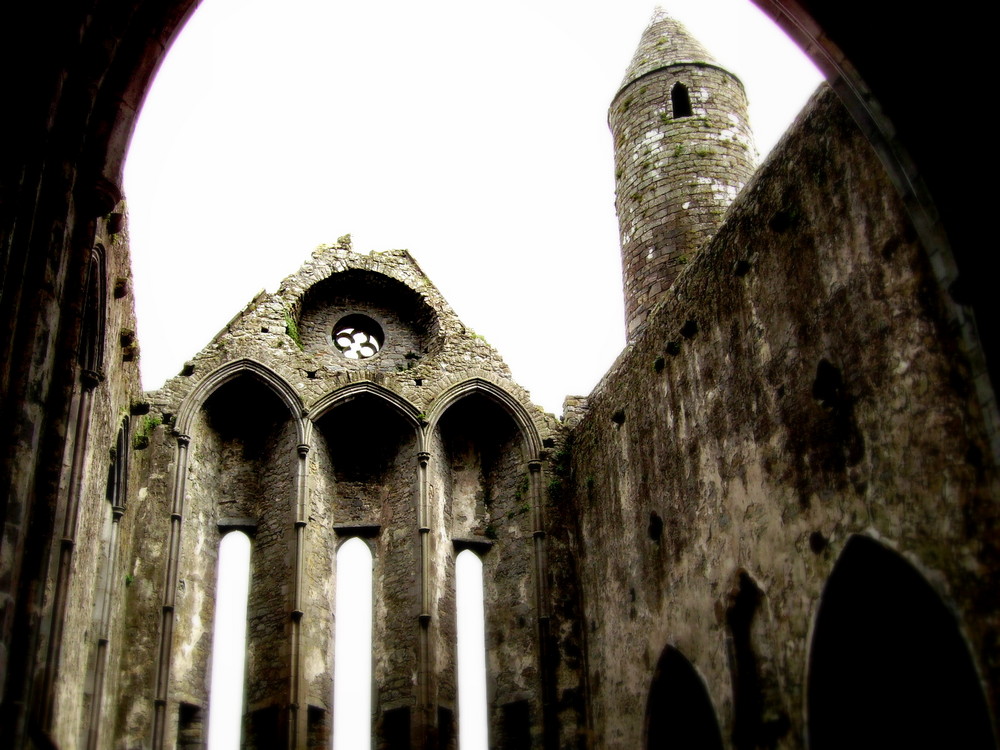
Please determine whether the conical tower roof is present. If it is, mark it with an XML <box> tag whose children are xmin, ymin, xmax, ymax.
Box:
<box><xmin>618</xmin><ymin>8</ymin><xmax>718</xmax><ymax>91</ymax></box>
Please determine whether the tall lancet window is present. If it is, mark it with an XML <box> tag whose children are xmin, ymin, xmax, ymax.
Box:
<box><xmin>207</xmin><ymin>531</ymin><xmax>251</xmax><ymax>750</ymax></box>
<box><xmin>333</xmin><ymin>538</ymin><xmax>374</xmax><ymax>749</ymax></box>
<box><xmin>671</xmin><ymin>82</ymin><xmax>693</xmax><ymax>118</ymax></box>
<box><xmin>456</xmin><ymin>550</ymin><xmax>488</xmax><ymax>750</ymax></box>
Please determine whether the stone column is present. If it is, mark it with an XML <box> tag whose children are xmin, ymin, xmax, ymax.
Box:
<box><xmin>152</xmin><ymin>432</ymin><xmax>190</xmax><ymax>749</ymax></box>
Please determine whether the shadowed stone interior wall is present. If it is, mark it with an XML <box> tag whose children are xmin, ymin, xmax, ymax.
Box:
<box><xmin>115</xmin><ymin>413</ymin><xmax>173</xmax><ymax>746</ymax></box>
<box><xmin>570</xmin><ymin>86</ymin><xmax>1000</xmax><ymax>748</ymax></box>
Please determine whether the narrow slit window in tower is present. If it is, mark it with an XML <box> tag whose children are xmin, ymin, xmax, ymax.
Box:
<box><xmin>671</xmin><ymin>82</ymin><xmax>693</xmax><ymax>118</ymax></box>
<box><xmin>207</xmin><ymin>531</ymin><xmax>251</xmax><ymax>750</ymax></box>
<box><xmin>457</xmin><ymin>550</ymin><xmax>488</xmax><ymax>750</ymax></box>
<box><xmin>333</xmin><ymin>538</ymin><xmax>373</xmax><ymax>749</ymax></box>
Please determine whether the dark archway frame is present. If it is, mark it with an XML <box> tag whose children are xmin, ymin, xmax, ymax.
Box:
<box><xmin>1</xmin><ymin>1</ymin><xmax>997</xmax><ymax>746</ymax></box>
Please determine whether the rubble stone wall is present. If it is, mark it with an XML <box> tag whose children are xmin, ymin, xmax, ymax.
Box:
<box><xmin>572</xmin><ymin>86</ymin><xmax>1000</xmax><ymax>748</ymax></box>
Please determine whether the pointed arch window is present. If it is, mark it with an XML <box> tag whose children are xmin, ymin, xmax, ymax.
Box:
<box><xmin>333</xmin><ymin>537</ymin><xmax>374</xmax><ymax>749</ymax></box>
<box><xmin>808</xmin><ymin>536</ymin><xmax>994</xmax><ymax>749</ymax></box>
<box><xmin>456</xmin><ymin>550</ymin><xmax>488</xmax><ymax>750</ymax></box>
<box><xmin>80</xmin><ymin>245</ymin><xmax>107</xmax><ymax>373</ymax></box>
<box><xmin>208</xmin><ymin>531</ymin><xmax>252</xmax><ymax>750</ymax></box>
<box><xmin>671</xmin><ymin>82</ymin><xmax>693</xmax><ymax>118</ymax></box>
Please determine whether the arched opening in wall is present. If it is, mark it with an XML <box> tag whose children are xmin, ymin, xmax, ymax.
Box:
<box><xmin>671</xmin><ymin>82</ymin><xmax>693</xmax><ymax>119</ymax></box>
<box><xmin>296</xmin><ymin>270</ymin><xmax>441</xmax><ymax>363</ymax></box>
<box><xmin>194</xmin><ymin>374</ymin><xmax>297</xmax><ymax>745</ymax></box>
<box><xmin>435</xmin><ymin>392</ymin><xmax>533</xmax><ymax>748</ymax></box>
<box><xmin>807</xmin><ymin>535</ymin><xmax>995</xmax><ymax>750</ymax></box>
<box><xmin>436</xmin><ymin>393</ymin><xmax>525</xmax><ymax>542</ymax></box>
<box><xmin>332</xmin><ymin>537</ymin><xmax>374</xmax><ymax>750</ymax></box>
<box><xmin>644</xmin><ymin>646</ymin><xmax>723</xmax><ymax>749</ymax></box>
<box><xmin>313</xmin><ymin>394</ymin><xmax>416</xmax><ymax>523</ymax></box>
<box><xmin>207</xmin><ymin>530</ymin><xmax>251</xmax><ymax>750</ymax></box>
<box><xmin>312</xmin><ymin>394</ymin><xmax>417</xmax><ymax>750</ymax></box>
<box><xmin>456</xmin><ymin>550</ymin><xmax>488</xmax><ymax>750</ymax></box>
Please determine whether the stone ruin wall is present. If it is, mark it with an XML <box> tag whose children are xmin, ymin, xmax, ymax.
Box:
<box><xmin>571</xmin><ymin>86</ymin><xmax>1000</xmax><ymax>747</ymax></box>
<box><xmin>429</xmin><ymin>396</ymin><xmax>544</xmax><ymax>747</ymax></box>
<box><xmin>100</xmin><ymin>242</ymin><xmax>580</xmax><ymax>748</ymax></box>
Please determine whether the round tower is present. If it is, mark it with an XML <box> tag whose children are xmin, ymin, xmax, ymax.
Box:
<box><xmin>610</xmin><ymin>9</ymin><xmax>756</xmax><ymax>338</ymax></box>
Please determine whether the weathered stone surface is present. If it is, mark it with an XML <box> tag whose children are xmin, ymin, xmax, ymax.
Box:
<box><xmin>123</xmin><ymin>239</ymin><xmax>562</xmax><ymax>748</ymax></box>
<box><xmin>610</xmin><ymin>11</ymin><xmax>756</xmax><ymax>339</ymax></box>
<box><xmin>3</xmin><ymin>9</ymin><xmax>998</xmax><ymax>750</ymax></box>
<box><xmin>571</xmin><ymin>86</ymin><xmax>1000</xmax><ymax>748</ymax></box>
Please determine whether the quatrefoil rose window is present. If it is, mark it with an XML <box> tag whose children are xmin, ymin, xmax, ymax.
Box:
<box><xmin>332</xmin><ymin>314</ymin><xmax>384</xmax><ymax>359</ymax></box>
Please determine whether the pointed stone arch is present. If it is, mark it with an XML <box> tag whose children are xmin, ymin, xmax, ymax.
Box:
<box><xmin>80</xmin><ymin>244</ymin><xmax>107</xmax><ymax>374</ymax></box>
<box><xmin>175</xmin><ymin>358</ymin><xmax>306</xmax><ymax>443</ymax></box>
<box><xmin>644</xmin><ymin>645</ymin><xmax>723</xmax><ymax>750</ymax></box>
<box><xmin>157</xmin><ymin>358</ymin><xmax>305</xmax><ymax>749</ymax></box>
<box><xmin>308</xmin><ymin>380</ymin><xmax>423</xmax><ymax>445</ymax></box>
<box><xmin>807</xmin><ymin>534</ymin><xmax>995</xmax><ymax>749</ymax></box>
<box><xmin>426</xmin><ymin>378</ymin><xmax>542</xmax><ymax>458</ymax></box>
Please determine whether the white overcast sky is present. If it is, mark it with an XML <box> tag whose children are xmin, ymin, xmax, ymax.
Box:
<box><xmin>124</xmin><ymin>0</ymin><xmax>822</xmax><ymax>415</ymax></box>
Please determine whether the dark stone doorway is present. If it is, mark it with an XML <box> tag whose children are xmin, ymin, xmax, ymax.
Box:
<box><xmin>644</xmin><ymin>646</ymin><xmax>724</xmax><ymax>750</ymax></box>
<box><xmin>808</xmin><ymin>535</ymin><xmax>995</xmax><ymax>749</ymax></box>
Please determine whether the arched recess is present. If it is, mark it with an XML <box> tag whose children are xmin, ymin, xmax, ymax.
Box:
<box><xmin>426</xmin><ymin>378</ymin><xmax>542</xmax><ymax>459</ymax></box>
<box><xmin>176</xmin><ymin>359</ymin><xmax>306</xmax><ymax>443</ymax></box>
<box><xmin>171</xmin><ymin>371</ymin><xmax>300</xmax><ymax>748</ymax></box>
<box><xmin>807</xmin><ymin>535</ymin><xmax>995</xmax><ymax>749</ymax></box>
<box><xmin>670</xmin><ymin>82</ymin><xmax>693</xmax><ymax>119</ymax></box>
<box><xmin>455</xmin><ymin>550</ymin><xmax>488</xmax><ymax>750</ymax></box>
<box><xmin>308</xmin><ymin>381</ymin><xmax>423</xmax><ymax>442</ymax></box>
<box><xmin>309</xmin><ymin>388</ymin><xmax>419</xmax><ymax>749</ymax></box>
<box><xmin>83</xmin><ymin>415</ymin><xmax>129</xmax><ymax>750</ymax></box>
<box><xmin>39</xmin><ymin>242</ymin><xmax>111</xmax><ymax>735</ymax></box>
<box><xmin>80</xmin><ymin>245</ymin><xmax>107</xmax><ymax>374</ymax></box>
<box><xmin>644</xmin><ymin>646</ymin><xmax>724</xmax><ymax>750</ymax></box>
<box><xmin>429</xmin><ymin>384</ymin><xmax>542</xmax><ymax>748</ymax></box>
